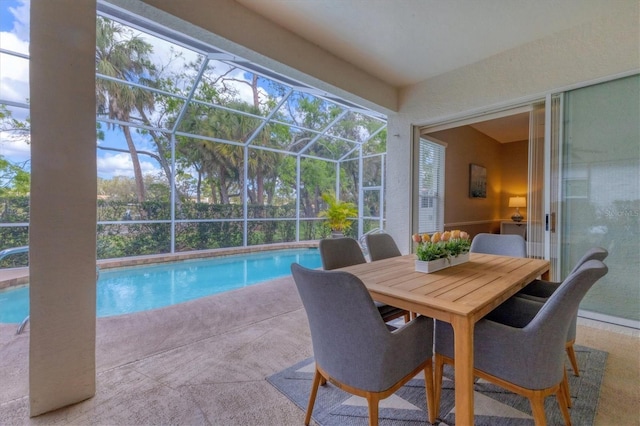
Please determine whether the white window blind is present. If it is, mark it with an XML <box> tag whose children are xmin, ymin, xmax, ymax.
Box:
<box><xmin>417</xmin><ymin>138</ymin><xmax>445</xmax><ymax>233</ymax></box>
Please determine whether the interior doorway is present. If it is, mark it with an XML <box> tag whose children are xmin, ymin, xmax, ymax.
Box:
<box><xmin>418</xmin><ymin>104</ymin><xmax>544</xmax><ymax>255</ymax></box>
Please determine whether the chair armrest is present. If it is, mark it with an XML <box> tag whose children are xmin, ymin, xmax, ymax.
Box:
<box><xmin>390</xmin><ymin>315</ymin><xmax>434</xmax><ymax>359</ymax></box>
<box><xmin>362</xmin><ymin>315</ymin><xmax>434</xmax><ymax>388</ymax></box>
<box><xmin>392</xmin><ymin>315</ymin><xmax>433</xmax><ymax>342</ymax></box>
<box><xmin>518</xmin><ymin>278</ymin><xmax>560</xmax><ymax>299</ymax></box>
<box><xmin>484</xmin><ymin>296</ymin><xmax>543</xmax><ymax>328</ymax></box>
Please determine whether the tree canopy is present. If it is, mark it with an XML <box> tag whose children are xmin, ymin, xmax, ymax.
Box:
<box><xmin>0</xmin><ymin>14</ymin><xmax>388</xmax><ymax>259</ymax></box>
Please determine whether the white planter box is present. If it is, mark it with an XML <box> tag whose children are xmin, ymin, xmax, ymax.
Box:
<box><xmin>415</xmin><ymin>252</ymin><xmax>469</xmax><ymax>273</ymax></box>
<box><xmin>415</xmin><ymin>258</ymin><xmax>448</xmax><ymax>273</ymax></box>
<box><xmin>450</xmin><ymin>252</ymin><xmax>470</xmax><ymax>266</ymax></box>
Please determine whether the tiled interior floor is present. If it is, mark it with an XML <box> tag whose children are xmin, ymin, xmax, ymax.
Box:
<box><xmin>0</xmin><ymin>275</ymin><xmax>638</xmax><ymax>425</ymax></box>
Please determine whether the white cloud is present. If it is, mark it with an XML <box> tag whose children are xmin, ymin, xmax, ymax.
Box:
<box><xmin>0</xmin><ymin>30</ymin><xmax>29</xmax><ymax>57</ymax></box>
<box><xmin>97</xmin><ymin>152</ymin><xmax>162</xmax><ymax>179</ymax></box>
<box><xmin>126</xmin><ymin>23</ymin><xmax>201</xmax><ymax>92</ymax></box>
<box><xmin>224</xmin><ymin>68</ymin><xmax>256</xmax><ymax>105</ymax></box>
<box><xmin>0</xmin><ymin>0</ymin><xmax>31</xmax><ymax>106</ymax></box>
<box><xmin>0</xmin><ymin>62</ymin><xmax>29</xmax><ymax>104</ymax></box>
<box><xmin>7</xmin><ymin>0</ymin><xmax>30</xmax><ymax>43</ymax></box>
<box><xmin>201</xmin><ymin>62</ymin><xmax>272</xmax><ymax>112</ymax></box>
<box><xmin>0</xmin><ymin>134</ymin><xmax>30</xmax><ymax>164</ymax></box>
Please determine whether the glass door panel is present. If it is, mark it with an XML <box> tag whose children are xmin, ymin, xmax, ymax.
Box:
<box><xmin>561</xmin><ymin>74</ymin><xmax>640</xmax><ymax>324</ymax></box>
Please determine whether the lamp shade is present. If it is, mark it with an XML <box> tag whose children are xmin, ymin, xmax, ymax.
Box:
<box><xmin>508</xmin><ymin>196</ymin><xmax>526</xmax><ymax>208</ymax></box>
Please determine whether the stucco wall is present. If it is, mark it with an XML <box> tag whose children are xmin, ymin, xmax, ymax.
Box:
<box><xmin>386</xmin><ymin>2</ymin><xmax>640</xmax><ymax>253</ymax></box>
<box><xmin>29</xmin><ymin>0</ymin><xmax>97</xmax><ymax>416</ymax></box>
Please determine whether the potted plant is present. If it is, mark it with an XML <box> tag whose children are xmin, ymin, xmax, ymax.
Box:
<box><xmin>319</xmin><ymin>193</ymin><xmax>358</xmax><ymax>238</ymax></box>
<box><xmin>412</xmin><ymin>230</ymin><xmax>471</xmax><ymax>273</ymax></box>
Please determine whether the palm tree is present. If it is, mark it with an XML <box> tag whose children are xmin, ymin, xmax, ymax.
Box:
<box><xmin>95</xmin><ymin>17</ymin><xmax>156</xmax><ymax>203</ymax></box>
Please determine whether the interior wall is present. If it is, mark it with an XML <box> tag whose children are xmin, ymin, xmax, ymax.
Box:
<box><xmin>500</xmin><ymin>140</ymin><xmax>529</xmax><ymax>219</ymax></box>
<box><xmin>429</xmin><ymin>127</ymin><xmax>501</xmax><ymax>225</ymax></box>
<box><xmin>426</xmin><ymin>127</ymin><xmax>529</xmax><ymax>237</ymax></box>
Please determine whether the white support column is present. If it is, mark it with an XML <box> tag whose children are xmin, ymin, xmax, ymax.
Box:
<box><xmin>29</xmin><ymin>0</ymin><xmax>97</xmax><ymax>416</ymax></box>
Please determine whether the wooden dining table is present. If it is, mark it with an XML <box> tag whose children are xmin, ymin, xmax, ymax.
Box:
<box><xmin>338</xmin><ymin>252</ymin><xmax>550</xmax><ymax>425</ymax></box>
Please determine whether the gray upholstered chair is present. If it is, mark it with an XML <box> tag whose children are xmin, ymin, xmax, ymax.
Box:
<box><xmin>470</xmin><ymin>233</ymin><xmax>527</xmax><ymax>257</ymax></box>
<box><xmin>518</xmin><ymin>247</ymin><xmax>608</xmax><ymax>300</ymax></box>
<box><xmin>365</xmin><ymin>232</ymin><xmax>402</xmax><ymax>261</ymax></box>
<box><xmin>291</xmin><ymin>263</ymin><xmax>436</xmax><ymax>426</ymax></box>
<box><xmin>319</xmin><ymin>237</ymin><xmax>368</xmax><ymax>270</ymax></box>
<box><xmin>516</xmin><ymin>247</ymin><xmax>609</xmax><ymax>376</ymax></box>
<box><xmin>434</xmin><ymin>259</ymin><xmax>608</xmax><ymax>426</ymax></box>
<box><xmin>318</xmin><ymin>237</ymin><xmax>409</xmax><ymax>323</ymax></box>
<box><xmin>364</xmin><ymin>232</ymin><xmax>413</xmax><ymax>321</ymax></box>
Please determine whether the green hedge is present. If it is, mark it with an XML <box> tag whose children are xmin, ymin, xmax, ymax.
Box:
<box><xmin>1</xmin><ymin>198</ymin><xmax>379</xmax><ymax>267</ymax></box>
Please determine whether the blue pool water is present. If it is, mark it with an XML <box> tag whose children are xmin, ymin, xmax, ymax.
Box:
<box><xmin>0</xmin><ymin>248</ymin><xmax>321</xmax><ymax>323</ymax></box>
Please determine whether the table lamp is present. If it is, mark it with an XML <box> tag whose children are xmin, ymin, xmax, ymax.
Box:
<box><xmin>509</xmin><ymin>196</ymin><xmax>526</xmax><ymax>222</ymax></box>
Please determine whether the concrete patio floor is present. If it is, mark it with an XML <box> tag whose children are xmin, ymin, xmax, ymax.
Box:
<box><xmin>0</xmin><ymin>275</ymin><xmax>638</xmax><ymax>425</ymax></box>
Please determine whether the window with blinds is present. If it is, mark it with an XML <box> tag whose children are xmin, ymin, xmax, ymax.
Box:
<box><xmin>416</xmin><ymin>138</ymin><xmax>445</xmax><ymax>233</ymax></box>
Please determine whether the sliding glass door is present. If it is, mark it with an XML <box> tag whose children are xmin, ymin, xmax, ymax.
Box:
<box><xmin>560</xmin><ymin>74</ymin><xmax>639</xmax><ymax>325</ymax></box>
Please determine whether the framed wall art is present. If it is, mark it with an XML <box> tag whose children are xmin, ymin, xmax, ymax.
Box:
<box><xmin>469</xmin><ymin>164</ymin><xmax>487</xmax><ymax>198</ymax></box>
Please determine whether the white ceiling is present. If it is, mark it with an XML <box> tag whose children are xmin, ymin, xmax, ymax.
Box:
<box><xmin>235</xmin><ymin>0</ymin><xmax>614</xmax><ymax>87</ymax></box>
<box><xmin>469</xmin><ymin>112</ymin><xmax>531</xmax><ymax>143</ymax></box>
<box><xmin>234</xmin><ymin>0</ymin><xmax>610</xmax><ymax>143</ymax></box>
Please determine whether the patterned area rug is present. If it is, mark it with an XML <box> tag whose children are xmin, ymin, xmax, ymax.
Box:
<box><xmin>267</xmin><ymin>345</ymin><xmax>607</xmax><ymax>425</ymax></box>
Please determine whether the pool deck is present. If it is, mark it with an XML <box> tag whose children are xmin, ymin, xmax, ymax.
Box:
<box><xmin>0</xmin><ymin>241</ymin><xmax>319</xmax><ymax>290</ymax></box>
<box><xmin>0</xmin><ymin>273</ymin><xmax>638</xmax><ymax>425</ymax></box>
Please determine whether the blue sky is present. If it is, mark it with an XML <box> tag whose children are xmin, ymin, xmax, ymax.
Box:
<box><xmin>0</xmin><ymin>1</ymin><xmax>26</xmax><ymax>32</ymax></box>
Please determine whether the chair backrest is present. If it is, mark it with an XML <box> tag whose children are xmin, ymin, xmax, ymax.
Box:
<box><xmin>512</xmin><ymin>260</ymin><xmax>608</xmax><ymax>389</ymax></box>
<box><xmin>564</xmin><ymin>249</ymin><xmax>609</xmax><ymax>341</ymax></box>
<box><xmin>567</xmin><ymin>247</ymin><xmax>608</xmax><ymax>276</ymax></box>
<box><xmin>470</xmin><ymin>233</ymin><xmax>526</xmax><ymax>257</ymax></box>
<box><xmin>318</xmin><ymin>237</ymin><xmax>366</xmax><ymax>270</ymax></box>
<box><xmin>366</xmin><ymin>233</ymin><xmax>402</xmax><ymax>261</ymax></box>
<box><xmin>290</xmin><ymin>263</ymin><xmax>393</xmax><ymax>389</ymax></box>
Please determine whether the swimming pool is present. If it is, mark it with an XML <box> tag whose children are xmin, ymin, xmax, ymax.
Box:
<box><xmin>0</xmin><ymin>248</ymin><xmax>321</xmax><ymax>323</ymax></box>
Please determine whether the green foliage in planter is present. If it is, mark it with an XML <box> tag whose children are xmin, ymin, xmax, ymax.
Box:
<box><xmin>416</xmin><ymin>241</ymin><xmax>449</xmax><ymax>261</ymax></box>
<box><xmin>318</xmin><ymin>193</ymin><xmax>358</xmax><ymax>232</ymax></box>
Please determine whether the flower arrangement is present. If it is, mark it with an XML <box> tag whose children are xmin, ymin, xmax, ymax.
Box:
<box><xmin>412</xmin><ymin>230</ymin><xmax>471</xmax><ymax>262</ymax></box>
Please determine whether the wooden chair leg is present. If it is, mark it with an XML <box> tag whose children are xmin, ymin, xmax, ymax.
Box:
<box><xmin>529</xmin><ymin>394</ymin><xmax>548</xmax><ymax>426</ymax></box>
<box><xmin>423</xmin><ymin>359</ymin><xmax>436</xmax><ymax>424</ymax></box>
<box><xmin>367</xmin><ymin>394</ymin><xmax>380</xmax><ymax>426</ymax></box>
<box><xmin>305</xmin><ymin>369</ymin><xmax>322</xmax><ymax>425</ymax></box>
<box><xmin>556</xmin><ymin>384</ymin><xmax>573</xmax><ymax>426</ymax></box>
<box><xmin>562</xmin><ymin>367</ymin><xmax>572</xmax><ymax>408</ymax></box>
<box><xmin>566</xmin><ymin>341</ymin><xmax>580</xmax><ymax>376</ymax></box>
<box><xmin>433</xmin><ymin>354</ymin><xmax>445</xmax><ymax>420</ymax></box>
<box><xmin>404</xmin><ymin>312</ymin><xmax>411</xmax><ymax>322</ymax></box>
